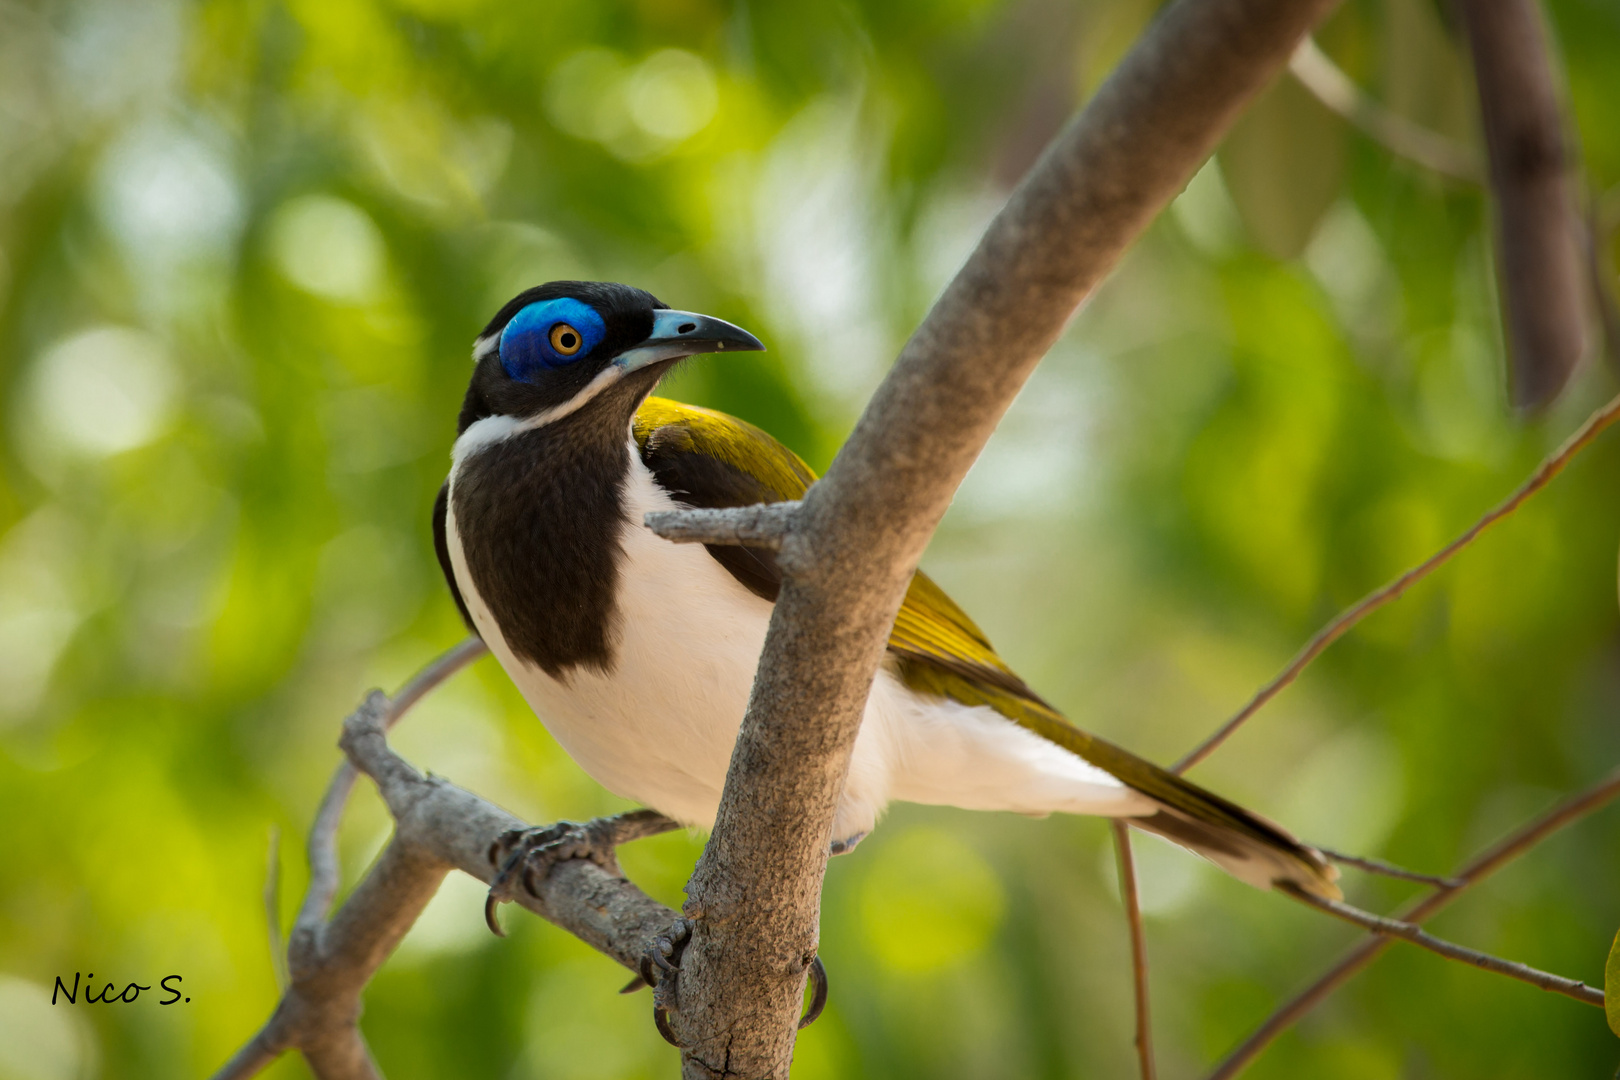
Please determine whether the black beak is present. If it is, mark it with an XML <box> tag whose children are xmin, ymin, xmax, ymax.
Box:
<box><xmin>615</xmin><ymin>310</ymin><xmax>766</xmax><ymax>373</ymax></box>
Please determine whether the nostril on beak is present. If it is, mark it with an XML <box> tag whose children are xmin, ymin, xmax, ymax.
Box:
<box><xmin>677</xmin><ymin>323</ymin><xmax>697</xmax><ymax>334</ymax></box>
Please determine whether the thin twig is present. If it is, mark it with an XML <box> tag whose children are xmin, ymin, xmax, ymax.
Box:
<box><xmin>296</xmin><ymin>762</ymin><xmax>358</xmax><ymax>936</ymax></box>
<box><xmin>265</xmin><ymin>826</ymin><xmax>287</xmax><ymax>992</ymax></box>
<box><xmin>1280</xmin><ymin>884</ymin><xmax>1604</xmax><ymax>1006</ymax></box>
<box><xmin>212</xmin><ymin>639</ymin><xmax>489</xmax><ymax>1080</ymax></box>
<box><xmin>1205</xmin><ymin>769</ymin><xmax>1620</xmax><ymax>1079</ymax></box>
<box><xmin>1288</xmin><ymin>37</ymin><xmax>1482</xmax><ymax>184</ymax></box>
<box><xmin>1316</xmin><ymin>846</ymin><xmax>1461</xmax><ymax>890</ymax></box>
<box><xmin>644</xmin><ymin>502</ymin><xmax>800</xmax><ymax>549</ymax></box>
<box><xmin>386</xmin><ymin>637</ymin><xmax>488</xmax><ymax>719</ymax></box>
<box><xmin>295</xmin><ymin>638</ymin><xmax>487</xmax><ymax>935</ymax></box>
<box><xmin>1112</xmin><ymin>821</ymin><xmax>1157</xmax><ymax>1080</ymax></box>
<box><xmin>213</xmin><ymin>638</ymin><xmax>679</xmax><ymax>1080</ymax></box>
<box><xmin>1175</xmin><ymin>391</ymin><xmax>1620</xmax><ymax>774</ymax></box>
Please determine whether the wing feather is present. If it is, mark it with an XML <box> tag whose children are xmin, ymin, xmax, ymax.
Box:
<box><xmin>631</xmin><ymin>396</ymin><xmax>1338</xmax><ymax>897</ymax></box>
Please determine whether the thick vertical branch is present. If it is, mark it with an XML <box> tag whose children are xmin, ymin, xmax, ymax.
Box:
<box><xmin>665</xmin><ymin>0</ymin><xmax>1344</xmax><ymax>1075</ymax></box>
<box><xmin>1457</xmin><ymin>0</ymin><xmax>1586</xmax><ymax>408</ymax></box>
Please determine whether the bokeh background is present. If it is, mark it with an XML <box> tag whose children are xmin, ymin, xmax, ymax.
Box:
<box><xmin>2</xmin><ymin>0</ymin><xmax>1619</xmax><ymax>1077</ymax></box>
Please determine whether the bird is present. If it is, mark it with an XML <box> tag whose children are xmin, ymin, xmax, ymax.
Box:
<box><xmin>434</xmin><ymin>280</ymin><xmax>1341</xmax><ymax>902</ymax></box>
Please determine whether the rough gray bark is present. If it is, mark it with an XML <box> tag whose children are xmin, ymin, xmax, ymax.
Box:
<box><xmin>643</xmin><ymin>502</ymin><xmax>800</xmax><ymax>550</ymax></box>
<box><xmin>1458</xmin><ymin>0</ymin><xmax>1587</xmax><ymax>408</ymax></box>
<box><xmin>656</xmin><ymin>0</ymin><xmax>1345</xmax><ymax>1074</ymax></box>
<box><xmin>338</xmin><ymin>696</ymin><xmax>680</xmax><ymax>967</ymax></box>
<box><xmin>209</xmin><ymin>649</ymin><xmax>682</xmax><ymax>1080</ymax></box>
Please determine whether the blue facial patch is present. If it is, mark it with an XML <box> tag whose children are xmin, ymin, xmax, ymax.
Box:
<box><xmin>498</xmin><ymin>298</ymin><xmax>608</xmax><ymax>382</ymax></box>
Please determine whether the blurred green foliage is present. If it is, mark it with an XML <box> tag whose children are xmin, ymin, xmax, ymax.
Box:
<box><xmin>1</xmin><ymin>0</ymin><xmax>1619</xmax><ymax>1077</ymax></box>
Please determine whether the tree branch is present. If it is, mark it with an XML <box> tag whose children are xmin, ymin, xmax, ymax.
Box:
<box><xmin>1458</xmin><ymin>0</ymin><xmax>1587</xmax><ymax>409</ymax></box>
<box><xmin>210</xmin><ymin>640</ymin><xmax>684</xmax><ymax>1080</ymax></box>
<box><xmin>644</xmin><ymin>502</ymin><xmax>800</xmax><ymax>549</ymax></box>
<box><xmin>1175</xmin><ymin>389</ymin><xmax>1620</xmax><ymax>774</ymax></box>
<box><xmin>664</xmin><ymin>0</ymin><xmax>1345</xmax><ymax>1074</ymax></box>
<box><xmin>1280</xmin><ymin>885</ymin><xmax>1604</xmax><ymax>1007</ymax></box>
<box><xmin>337</xmin><ymin>696</ymin><xmax>680</xmax><ymax>970</ymax></box>
<box><xmin>1205</xmin><ymin>769</ymin><xmax>1620</xmax><ymax>1079</ymax></box>
<box><xmin>1316</xmin><ymin>846</ymin><xmax>1461</xmax><ymax>890</ymax></box>
<box><xmin>1113</xmin><ymin>821</ymin><xmax>1157</xmax><ymax>1080</ymax></box>
<box><xmin>1288</xmin><ymin>36</ymin><xmax>1483</xmax><ymax>184</ymax></box>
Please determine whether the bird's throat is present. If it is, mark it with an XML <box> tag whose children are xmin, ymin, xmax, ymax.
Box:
<box><xmin>449</xmin><ymin>416</ymin><xmax>632</xmax><ymax>677</ymax></box>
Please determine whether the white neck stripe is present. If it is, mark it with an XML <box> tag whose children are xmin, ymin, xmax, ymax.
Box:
<box><xmin>449</xmin><ymin>364</ymin><xmax>627</xmax><ymax>471</ymax></box>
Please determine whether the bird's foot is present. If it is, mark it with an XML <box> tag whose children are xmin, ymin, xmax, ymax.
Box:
<box><xmin>633</xmin><ymin>917</ymin><xmax>830</xmax><ymax>1045</ymax></box>
<box><xmin>484</xmin><ymin>810</ymin><xmax>678</xmax><ymax>936</ymax></box>
<box><xmin>829</xmin><ymin>831</ymin><xmax>867</xmax><ymax>855</ymax></box>
<box><xmin>640</xmin><ymin>916</ymin><xmax>696</xmax><ymax>1047</ymax></box>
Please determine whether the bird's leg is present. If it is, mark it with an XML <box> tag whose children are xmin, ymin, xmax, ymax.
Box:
<box><xmin>484</xmin><ymin>808</ymin><xmax>679</xmax><ymax>936</ymax></box>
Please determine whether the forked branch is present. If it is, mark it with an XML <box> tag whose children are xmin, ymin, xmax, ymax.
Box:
<box><xmin>210</xmin><ymin>641</ymin><xmax>682</xmax><ymax>1080</ymax></box>
<box><xmin>1206</xmin><ymin>769</ymin><xmax>1620</xmax><ymax>1079</ymax></box>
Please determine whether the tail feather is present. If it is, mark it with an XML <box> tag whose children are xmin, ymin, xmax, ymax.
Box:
<box><xmin>1127</xmin><ymin>808</ymin><xmax>1341</xmax><ymax>900</ymax></box>
<box><xmin>1078</xmin><ymin>737</ymin><xmax>1342</xmax><ymax>901</ymax></box>
<box><xmin>891</xmin><ymin>660</ymin><xmax>1342</xmax><ymax>899</ymax></box>
<box><xmin>1010</xmin><ymin>712</ymin><xmax>1342</xmax><ymax>900</ymax></box>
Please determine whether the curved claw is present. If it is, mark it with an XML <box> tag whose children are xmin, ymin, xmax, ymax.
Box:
<box><xmin>654</xmin><ymin>1004</ymin><xmax>683</xmax><ymax>1047</ymax></box>
<box><xmin>798</xmin><ymin>955</ymin><xmax>829</xmax><ymax>1030</ymax></box>
<box><xmin>485</xmin><ymin>848</ymin><xmax>525</xmax><ymax>937</ymax></box>
<box><xmin>484</xmin><ymin>891</ymin><xmax>507</xmax><ymax>937</ymax></box>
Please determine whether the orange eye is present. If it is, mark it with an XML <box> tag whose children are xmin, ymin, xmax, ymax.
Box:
<box><xmin>549</xmin><ymin>323</ymin><xmax>583</xmax><ymax>355</ymax></box>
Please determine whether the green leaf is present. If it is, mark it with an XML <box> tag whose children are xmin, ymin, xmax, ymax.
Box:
<box><xmin>1607</xmin><ymin>929</ymin><xmax>1620</xmax><ymax>1037</ymax></box>
<box><xmin>1216</xmin><ymin>75</ymin><xmax>1347</xmax><ymax>260</ymax></box>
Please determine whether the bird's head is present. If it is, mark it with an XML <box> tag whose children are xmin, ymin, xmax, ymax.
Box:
<box><xmin>457</xmin><ymin>281</ymin><xmax>764</xmax><ymax>435</ymax></box>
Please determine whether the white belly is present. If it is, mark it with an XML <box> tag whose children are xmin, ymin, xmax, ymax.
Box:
<box><xmin>445</xmin><ymin>444</ymin><xmax>1149</xmax><ymax>841</ymax></box>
